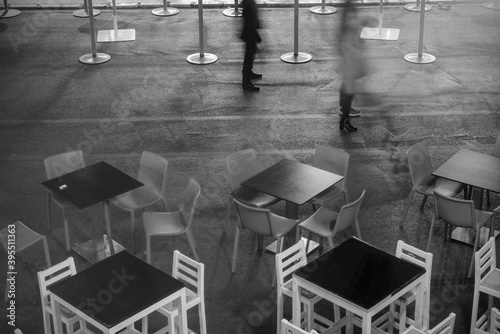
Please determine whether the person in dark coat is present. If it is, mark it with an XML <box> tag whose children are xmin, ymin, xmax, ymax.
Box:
<box><xmin>240</xmin><ymin>0</ymin><xmax>262</xmax><ymax>91</ymax></box>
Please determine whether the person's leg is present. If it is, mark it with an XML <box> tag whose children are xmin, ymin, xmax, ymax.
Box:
<box><xmin>242</xmin><ymin>40</ymin><xmax>259</xmax><ymax>91</ymax></box>
<box><xmin>339</xmin><ymin>85</ymin><xmax>357</xmax><ymax>132</ymax></box>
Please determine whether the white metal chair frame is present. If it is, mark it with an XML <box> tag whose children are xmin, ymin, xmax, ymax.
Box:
<box><xmin>281</xmin><ymin>318</ymin><xmax>321</xmax><ymax>334</ymax></box>
<box><xmin>401</xmin><ymin>312</ymin><xmax>456</xmax><ymax>334</ymax></box>
<box><xmin>491</xmin><ymin>307</ymin><xmax>500</xmax><ymax>334</ymax></box>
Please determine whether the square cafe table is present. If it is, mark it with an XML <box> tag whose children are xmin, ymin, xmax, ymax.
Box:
<box><xmin>292</xmin><ymin>237</ymin><xmax>426</xmax><ymax>334</ymax></box>
<box><xmin>241</xmin><ymin>158</ymin><xmax>344</xmax><ymax>253</ymax></box>
<box><xmin>42</xmin><ymin>161</ymin><xmax>143</xmax><ymax>263</ymax></box>
<box><xmin>432</xmin><ymin>149</ymin><xmax>500</xmax><ymax>245</ymax></box>
<box><xmin>49</xmin><ymin>251</ymin><xmax>187</xmax><ymax>334</ymax></box>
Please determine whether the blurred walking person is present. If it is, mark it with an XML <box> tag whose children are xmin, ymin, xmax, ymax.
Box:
<box><xmin>241</xmin><ymin>0</ymin><xmax>262</xmax><ymax>92</ymax></box>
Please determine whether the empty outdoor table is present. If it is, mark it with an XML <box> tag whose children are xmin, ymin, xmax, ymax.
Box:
<box><xmin>49</xmin><ymin>251</ymin><xmax>188</xmax><ymax>334</ymax></box>
<box><xmin>292</xmin><ymin>237</ymin><xmax>426</xmax><ymax>334</ymax></box>
<box><xmin>241</xmin><ymin>158</ymin><xmax>344</xmax><ymax>252</ymax></box>
<box><xmin>432</xmin><ymin>149</ymin><xmax>500</xmax><ymax>244</ymax></box>
<box><xmin>41</xmin><ymin>161</ymin><xmax>143</xmax><ymax>263</ymax></box>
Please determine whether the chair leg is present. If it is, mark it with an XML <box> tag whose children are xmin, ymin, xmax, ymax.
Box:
<box><xmin>420</xmin><ymin>195</ymin><xmax>428</xmax><ymax>211</ymax></box>
<box><xmin>426</xmin><ymin>216</ymin><xmax>436</xmax><ymax>252</ymax></box>
<box><xmin>42</xmin><ymin>237</ymin><xmax>52</xmax><ymax>268</ymax></box>
<box><xmin>223</xmin><ymin>195</ymin><xmax>233</xmax><ymax>233</ymax></box>
<box><xmin>470</xmin><ymin>286</ymin><xmax>480</xmax><ymax>334</ymax></box>
<box><xmin>276</xmin><ymin>292</ymin><xmax>284</xmax><ymax>334</ymax></box>
<box><xmin>400</xmin><ymin>190</ymin><xmax>415</xmax><ymax>227</ymax></box>
<box><xmin>231</xmin><ymin>227</ymin><xmax>241</xmax><ymax>273</ymax></box>
<box><xmin>355</xmin><ymin>219</ymin><xmax>362</xmax><ymax>239</ymax></box>
<box><xmin>186</xmin><ymin>229</ymin><xmax>200</xmax><ymax>262</ymax></box>
<box><xmin>146</xmin><ymin>235</ymin><xmax>152</xmax><ymax>264</ymax></box>
<box><xmin>398</xmin><ymin>301</ymin><xmax>408</xmax><ymax>334</ymax></box>
<box><xmin>468</xmin><ymin>231</ymin><xmax>481</xmax><ymax>278</ymax></box>
<box><xmin>198</xmin><ymin>300</ymin><xmax>207</xmax><ymax>334</ymax></box>
<box><xmin>47</xmin><ymin>192</ymin><xmax>52</xmax><ymax>230</ymax></box>
<box><xmin>328</xmin><ymin>236</ymin><xmax>334</xmax><ymax>250</ymax></box>
<box><xmin>130</xmin><ymin>211</ymin><xmax>136</xmax><ymax>253</ymax></box>
<box><xmin>61</xmin><ymin>209</ymin><xmax>70</xmax><ymax>251</ymax></box>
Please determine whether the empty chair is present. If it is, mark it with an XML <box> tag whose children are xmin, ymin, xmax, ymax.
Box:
<box><xmin>281</xmin><ymin>319</ymin><xmax>320</xmax><ymax>334</ymax></box>
<box><xmin>154</xmin><ymin>250</ymin><xmax>206</xmax><ymax>334</ymax></box>
<box><xmin>111</xmin><ymin>151</ymin><xmax>168</xmax><ymax>251</ymax></box>
<box><xmin>44</xmin><ymin>150</ymin><xmax>85</xmax><ymax>250</ymax></box>
<box><xmin>307</xmin><ymin>145</ymin><xmax>350</xmax><ymax>211</ymax></box>
<box><xmin>491</xmin><ymin>307</ymin><xmax>500</xmax><ymax>334</ymax></box>
<box><xmin>471</xmin><ymin>237</ymin><xmax>500</xmax><ymax>334</ymax></box>
<box><xmin>38</xmin><ymin>257</ymin><xmax>92</xmax><ymax>334</ymax></box>
<box><xmin>223</xmin><ymin>148</ymin><xmax>280</xmax><ymax>232</ymax></box>
<box><xmin>231</xmin><ymin>198</ymin><xmax>300</xmax><ymax>274</ymax></box>
<box><xmin>400</xmin><ymin>141</ymin><xmax>463</xmax><ymax>228</ymax></box>
<box><xmin>373</xmin><ymin>241</ymin><xmax>433</xmax><ymax>333</ymax></box>
<box><xmin>428</xmin><ymin>191</ymin><xmax>495</xmax><ymax>278</ymax></box>
<box><xmin>299</xmin><ymin>190</ymin><xmax>365</xmax><ymax>253</ymax></box>
<box><xmin>1</xmin><ymin>221</ymin><xmax>51</xmax><ymax>301</ymax></box>
<box><xmin>143</xmin><ymin>178</ymin><xmax>201</xmax><ymax>263</ymax></box>
<box><xmin>401</xmin><ymin>312</ymin><xmax>455</xmax><ymax>334</ymax></box>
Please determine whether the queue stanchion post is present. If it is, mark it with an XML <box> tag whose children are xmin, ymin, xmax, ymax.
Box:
<box><xmin>97</xmin><ymin>0</ymin><xmax>135</xmax><ymax>42</ymax></box>
<box><xmin>187</xmin><ymin>0</ymin><xmax>218</xmax><ymax>64</ymax></box>
<box><xmin>310</xmin><ymin>0</ymin><xmax>337</xmax><ymax>15</ymax></box>
<box><xmin>404</xmin><ymin>0</ymin><xmax>435</xmax><ymax>64</ymax></box>
<box><xmin>73</xmin><ymin>0</ymin><xmax>101</xmax><ymax>18</ymax></box>
<box><xmin>404</xmin><ymin>0</ymin><xmax>432</xmax><ymax>12</ymax></box>
<box><xmin>360</xmin><ymin>0</ymin><xmax>399</xmax><ymax>40</ymax></box>
<box><xmin>483</xmin><ymin>1</ymin><xmax>500</xmax><ymax>9</ymax></box>
<box><xmin>79</xmin><ymin>0</ymin><xmax>110</xmax><ymax>64</ymax></box>
<box><xmin>0</xmin><ymin>0</ymin><xmax>21</xmax><ymax>18</ymax></box>
<box><xmin>152</xmin><ymin>0</ymin><xmax>179</xmax><ymax>16</ymax></box>
<box><xmin>281</xmin><ymin>0</ymin><xmax>312</xmax><ymax>64</ymax></box>
<box><xmin>223</xmin><ymin>0</ymin><xmax>242</xmax><ymax>17</ymax></box>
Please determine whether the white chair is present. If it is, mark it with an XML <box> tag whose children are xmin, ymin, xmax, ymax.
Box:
<box><xmin>276</xmin><ymin>240</ymin><xmax>333</xmax><ymax>334</ymax></box>
<box><xmin>231</xmin><ymin>198</ymin><xmax>299</xmax><ymax>274</ymax></box>
<box><xmin>44</xmin><ymin>150</ymin><xmax>86</xmax><ymax>250</ymax></box>
<box><xmin>428</xmin><ymin>190</ymin><xmax>495</xmax><ymax>278</ymax></box>
<box><xmin>401</xmin><ymin>312</ymin><xmax>455</xmax><ymax>334</ymax></box>
<box><xmin>400</xmin><ymin>141</ymin><xmax>463</xmax><ymax>228</ymax></box>
<box><xmin>491</xmin><ymin>307</ymin><xmax>500</xmax><ymax>334</ymax></box>
<box><xmin>373</xmin><ymin>241</ymin><xmax>433</xmax><ymax>333</ymax></box>
<box><xmin>307</xmin><ymin>145</ymin><xmax>350</xmax><ymax>211</ymax></box>
<box><xmin>37</xmin><ymin>257</ymin><xmax>93</xmax><ymax>334</ymax></box>
<box><xmin>223</xmin><ymin>148</ymin><xmax>281</xmax><ymax>232</ymax></box>
<box><xmin>471</xmin><ymin>237</ymin><xmax>500</xmax><ymax>334</ymax></box>
<box><xmin>281</xmin><ymin>319</ymin><xmax>320</xmax><ymax>334</ymax></box>
<box><xmin>143</xmin><ymin>178</ymin><xmax>201</xmax><ymax>264</ymax></box>
<box><xmin>111</xmin><ymin>151</ymin><xmax>168</xmax><ymax>252</ymax></box>
<box><xmin>153</xmin><ymin>250</ymin><xmax>206</xmax><ymax>334</ymax></box>
<box><xmin>1</xmin><ymin>221</ymin><xmax>51</xmax><ymax>301</ymax></box>
<box><xmin>299</xmin><ymin>190</ymin><xmax>364</xmax><ymax>253</ymax></box>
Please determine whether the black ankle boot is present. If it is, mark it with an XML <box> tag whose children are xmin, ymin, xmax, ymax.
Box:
<box><xmin>340</xmin><ymin>118</ymin><xmax>358</xmax><ymax>132</ymax></box>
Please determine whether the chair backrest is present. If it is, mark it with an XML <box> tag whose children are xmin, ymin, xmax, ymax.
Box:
<box><xmin>179</xmin><ymin>178</ymin><xmax>201</xmax><ymax>228</ymax></box>
<box><xmin>138</xmin><ymin>151</ymin><xmax>169</xmax><ymax>199</ymax></box>
<box><xmin>493</xmin><ymin>134</ymin><xmax>500</xmax><ymax>158</ymax></box>
<box><xmin>433</xmin><ymin>190</ymin><xmax>475</xmax><ymax>229</ymax></box>
<box><xmin>225</xmin><ymin>148</ymin><xmax>261</xmax><ymax>191</ymax></box>
<box><xmin>313</xmin><ymin>145</ymin><xmax>349</xmax><ymax>188</ymax></box>
<box><xmin>44</xmin><ymin>150</ymin><xmax>85</xmax><ymax>179</ymax></box>
<box><xmin>475</xmin><ymin>237</ymin><xmax>497</xmax><ymax>284</ymax></box>
<box><xmin>275</xmin><ymin>239</ymin><xmax>307</xmax><ymax>288</ymax></box>
<box><xmin>406</xmin><ymin>142</ymin><xmax>434</xmax><ymax>191</ymax></box>
<box><xmin>281</xmin><ymin>319</ymin><xmax>319</xmax><ymax>334</ymax></box>
<box><xmin>490</xmin><ymin>307</ymin><xmax>500</xmax><ymax>334</ymax></box>
<box><xmin>172</xmin><ymin>250</ymin><xmax>204</xmax><ymax>300</ymax></box>
<box><xmin>37</xmin><ymin>257</ymin><xmax>77</xmax><ymax>314</ymax></box>
<box><xmin>427</xmin><ymin>312</ymin><xmax>456</xmax><ymax>334</ymax></box>
<box><xmin>233</xmin><ymin>198</ymin><xmax>273</xmax><ymax>237</ymax></box>
<box><xmin>333</xmin><ymin>190</ymin><xmax>365</xmax><ymax>234</ymax></box>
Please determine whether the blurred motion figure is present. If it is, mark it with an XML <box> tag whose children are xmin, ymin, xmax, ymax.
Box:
<box><xmin>241</xmin><ymin>0</ymin><xmax>262</xmax><ymax>91</ymax></box>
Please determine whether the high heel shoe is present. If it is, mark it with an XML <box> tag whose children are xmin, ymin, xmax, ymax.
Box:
<box><xmin>340</xmin><ymin>118</ymin><xmax>358</xmax><ymax>132</ymax></box>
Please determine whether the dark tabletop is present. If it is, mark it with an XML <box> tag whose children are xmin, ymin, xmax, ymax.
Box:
<box><xmin>41</xmin><ymin>161</ymin><xmax>143</xmax><ymax>209</ymax></box>
<box><xmin>241</xmin><ymin>159</ymin><xmax>344</xmax><ymax>206</ymax></box>
<box><xmin>48</xmin><ymin>251</ymin><xmax>185</xmax><ymax>328</ymax></box>
<box><xmin>432</xmin><ymin>149</ymin><xmax>500</xmax><ymax>194</ymax></box>
<box><xmin>295</xmin><ymin>237</ymin><xmax>425</xmax><ymax>310</ymax></box>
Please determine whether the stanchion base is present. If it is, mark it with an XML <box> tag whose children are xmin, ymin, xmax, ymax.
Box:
<box><xmin>97</xmin><ymin>29</ymin><xmax>136</xmax><ymax>42</ymax></box>
<box><xmin>223</xmin><ymin>8</ymin><xmax>242</xmax><ymax>17</ymax></box>
<box><xmin>404</xmin><ymin>52</ymin><xmax>436</xmax><ymax>64</ymax></box>
<box><xmin>0</xmin><ymin>9</ymin><xmax>21</xmax><ymax>18</ymax></box>
<box><xmin>186</xmin><ymin>53</ymin><xmax>218</xmax><ymax>65</ymax></box>
<box><xmin>404</xmin><ymin>3</ymin><xmax>432</xmax><ymax>11</ymax></box>
<box><xmin>152</xmin><ymin>7</ymin><xmax>179</xmax><ymax>16</ymax></box>
<box><xmin>483</xmin><ymin>2</ymin><xmax>500</xmax><ymax>9</ymax></box>
<box><xmin>360</xmin><ymin>27</ymin><xmax>400</xmax><ymax>40</ymax></box>
<box><xmin>280</xmin><ymin>52</ymin><xmax>312</xmax><ymax>64</ymax></box>
<box><xmin>309</xmin><ymin>6</ymin><xmax>337</xmax><ymax>15</ymax></box>
<box><xmin>79</xmin><ymin>53</ymin><xmax>111</xmax><ymax>65</ymax></box>
<box><xmin>73</xmin><ymin>8</ymin><xmax>101</xmax><ymax>18</ymax></box>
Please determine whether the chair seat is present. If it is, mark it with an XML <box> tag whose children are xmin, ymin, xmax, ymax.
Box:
<box><xmin>308</xmin><ymin>184</ymin><xmax>343</xmax><ymax>205</ymax></box>
<box><xmin>479</xmin><ymin>268</ymin><xmax>500</xmax><ymax>298</ymax></box>
<box><xmin>299</xmin><ymin>207</ymin><xmax>338</xmax><ymax>238</ymax></box>
<box><xmin>143</xmin><ymin>211</ymin><xmax>185</xmax><ymax>236</ymax></box>
<box><xmin>416</xmin><ymin>176</ymin><xmax>463</xmax><ymax>197</ymax></box>
<box><xmin>282</xmin><ymin>280</ymin><xmax>320</xmax><ymax>301</ymax></box>
<box><xmin>232</xmin><ymin>186</ymin><xmax>280</xmax><ymax>208</ymax></box>
<box><xmin>473</xmin><ymin>209</ymin><xmax>494</xmax><ymax>230</ymax></box>
<box><xmin>158</xmin><ymin>287</ymin><xmax>200</xmax><ymax>315</ymax></box>
<box><xmin>111</xmin><ymin>186</ymin><xmax>160</xmax><ymax>211</ymax></box>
